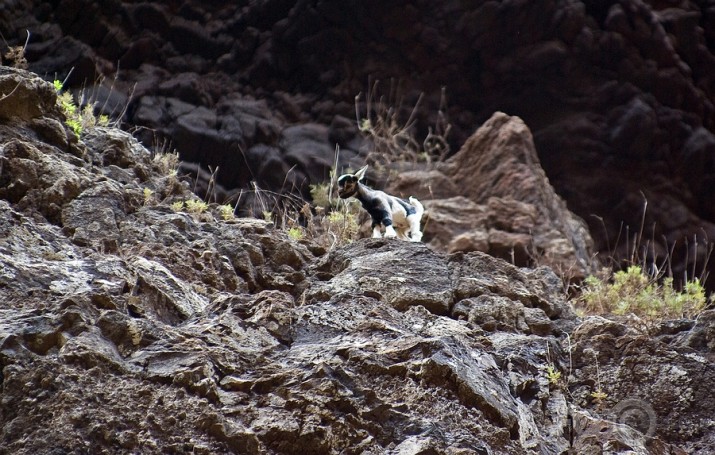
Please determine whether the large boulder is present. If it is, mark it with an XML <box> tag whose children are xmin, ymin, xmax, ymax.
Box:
<box><xmin>391</xmin><ymin>112</ymin><xmax>595</xmax><ymax>281</ymax></box>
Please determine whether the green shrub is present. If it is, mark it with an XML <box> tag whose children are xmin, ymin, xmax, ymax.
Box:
<box><xmin>579</xmin><ymin>266</ymin><xmax>706</xmax><ymax>320</ymax></box>
<box><xmin>218</xmin><ymin>203</ymin><xmax>235</xmax><ymax>221</ymax></box>
<box><xmin>185</xmin><ymin>199</ymin><xmax>208</xmax><ymax>214</ymax></box>
<box><xmin>288</xmin><ymin>227</ymin><xmax>303</xmax><ymax>240</ymax></box>
<box><xmin>325</xmin><ymin>208</ymin><xmax>360</xmax><ymax>245</ymax></box>
<box><xmin>53</xmin><ymin>80</ymin><xmax>108</xmax><ymax>138</ymax></box>
<box><xmin>309</xmin><ymin>181</ymin><xmax>334</xmax><ymax>210</ymax></box>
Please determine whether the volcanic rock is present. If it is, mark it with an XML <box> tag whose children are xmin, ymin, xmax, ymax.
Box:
<box><xmin>4</xmin><ymin>0</ymin><xmax>715</xmax><ymax>288</ymax></box>
<box><xmin>1</xmin><ymin>59</ymin><xmax>712</xmax><ymax>455</ymax></box>
<box><xmin>390</xmin><ymin>112</ymin><xmax>595</xmax><ymax>281</ymax></box>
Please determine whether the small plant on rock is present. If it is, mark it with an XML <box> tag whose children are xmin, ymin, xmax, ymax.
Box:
<box><xmin>3</xmin><ymin>45</ymin><xmax>28</xmax><ymax>69</ymax></box>
<box><xmin>53</xmin><ymin>79</ymin><xmax>108</xmax><ymax>138</ymax></box>
<box><xmin>2</xmin><ymin>31</ymin><xmax>29</xmax><ymax>69</ymax></box>
<box><xmin>588</xmin><ymin>352</ymin><xmax>609</xmax><ymax>407</ymax></box>
<box><xmin>142</xmin><ymin>187</ymin><xmax>154</xmax><ymax>206</ymax></box>
<box><xmin>170</xmin><ymin>201</ymin><xmax>185</xmax><ymax>212</ymax></box>
<box><xmin>153</xmin><ymin>150</ymin><xmax>180</xmax><ymax>177</ymax></box>
<box><xmin>185</xmin><ymin>199</ymin><xmax>208</xmax><ymax>215</ymax></box>
<box><xmin>218</xmin><ymin>203</ymin><xmax>235</xmax><ymax>221</ymax></box>
<box><xmin>590</xmin><ymin>389</ymin><xmax>608</xmax><ymax>405</ymax></box>
<box><xmin>288</xmin><ymin>226</ymin><xmax>304</xmax><ymax>241</ymax></box>
<box><xmin>546</xmin><ymin>366</ymin><xmax>562</xmax><ymax>386</ymax></box>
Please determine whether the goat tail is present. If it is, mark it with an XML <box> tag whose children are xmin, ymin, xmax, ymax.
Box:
<box><xmin>409</xmin><ymin>196</ymin><xmax>425</xmax><ymax>218</ymax></box>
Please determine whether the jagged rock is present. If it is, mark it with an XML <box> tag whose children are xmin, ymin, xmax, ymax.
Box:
<box><xmin>0</xmin><ymin>137</ymin><xmax>89</xmax><ymax>223</ymax></box>
<box><xmin>309</xmin><ymin>239</ymin><xmax>453</xmax><ymax>314</ymax></box>
<box><xmin>389</xmin><ymin>113</ymin><xmax>595</xmax><ymax>281</ymax></box>
<box><xmin>5</xmin><ymin>0</ymin><xmax>715</xmax><ymax>289</ymax></box>
<box><xmin>0</xmin><ymin>67</ymin><xmax>59</xmax><ymax>121</ymax></box>
<box><xmin>449</xmin><ymin>251</ymin><xmax>572</xmax><ymax>321</ymax></box>
<box><xmin>128</xmin><ymin>256</ymin><xmax>210</xmax><ymax>323</ymax></box>
<box><xmin>570</xmin><ymin>316</ymin><xmax>715</xmax><ymax>452</ymax></box>
<box><xmin>388</xmin><ymin>169</ymin><xmax>460</xmax><ymax>200</ymax></box>
<box><xmin>452</xmin><ymin>295</ymin><xmax>552</xmax><ymax>336</ymax></box>
<box><xmin>418</xmin><ymin>196</ymin><xmax>489</xmax><ymax>251</ymax></box>
<box><xmin>0</xmin><ymin>66</ymin><xmax>708</xmax><ymax>454</ymax></box>
<box><xmin>570</xmin><ymin>409</ymin><xmax>656</xmax><ymax>455</ymax></box>
<box><xmin>673</xmin><ymin>309</ymin><xmax>715</xmax><ymax>353</ymax></box>
<box><xmin>83</xmin><ymin>126</ymin><xmax>153</xmax><ymax>171</ymax></box>
<box><xmin>61</xmin><ymin>179</ymin><xmax>127</xmax><ymax>250</ymax></box>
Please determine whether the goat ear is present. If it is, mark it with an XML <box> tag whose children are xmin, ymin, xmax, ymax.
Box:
<box><xmin>354</xmin><ymin>165</ymin><xmax>368</xmax><ymax>181</ymax></box>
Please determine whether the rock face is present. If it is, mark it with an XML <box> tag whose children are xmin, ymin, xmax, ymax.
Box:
<box><xmin>2</xmin><ymin>67</ymin><xmax>714</xmax><ymax>454</ymax></box>
<box><xmin>390</xmin><ymin>112</ymin><xmax>594</xmax><ymax>281</ymax></box>
<box><xmin>2</xmin><ymin>0</ymin><xmax>715</xmax><ymax>288</ymax></box>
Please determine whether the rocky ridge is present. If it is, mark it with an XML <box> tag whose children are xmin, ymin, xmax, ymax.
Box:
<box><xmin>2</xmin><ymin>67</ymin><xmax>715</xmax><ymax>454</ymax></box>
<box><xmin>2</xmin><ymin>0</ymin><xmax>715</xmax><ymax>288</ymax></box>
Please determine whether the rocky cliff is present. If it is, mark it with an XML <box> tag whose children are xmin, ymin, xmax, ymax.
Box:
<box><xmin>2</xmin><ymin>67</ymin><xmax>715</xmax><ymax>454</ymax></box>
<box><xmin>2</xmin><ymin>0</ymin><xmax>715</xmax><ymax>288</ymax></box>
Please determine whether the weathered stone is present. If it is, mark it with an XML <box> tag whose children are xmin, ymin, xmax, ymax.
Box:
<box><xmin>83</xmin><ymin>126</ymin><xmax>151</xmax><ymax>169</ymax></box>
<box><xmin>673</xmin><ymin>309</ymin><xmax>715</xmax><ymax>352</ymax></box>
<box><xmin>453</xmin><ymin>295</ymin><xmax>529</xmax><ymax>334</ymax></box>
<box><xmin>0</xmin><ymin>67</ymin><xmax>59</xmax><ymax>121</ymax></box>
<box><xmin>440</xmin><ymin>112</ymin><xmax>595</xmax><ymax>279</ymax></box>
<box><xmin>6</xmin><ymin>0</ymin><xmax>715</xmax><ymax>291</ymax></box>
<box><xmin>571</xmin><ymin>316</ymin><xmax>715</xmax><ymax>450</ymax></box>
<box><xmin>570</xmin><ymin>409</ymin><xmax>654</xmax><ymax>455</ymax></box>
<box><xmin>309</xmin><ymin>238</ymin><xmax>453</xmax><ymax>314</ymax></box>
<box><xmin>380</xmin><ymin>113</ymin><xmax>595</xmax><ymax>281</ymax></box>
<box><xmin>128</xmin><ymin>256</ymin><xmax>209</xmax><ymax>323</ymax></box>
<box><xmin>0</xmin><ymin>67</ymin><xmax>706</xmax><ymax>455</ymax></box>
<box><xmin>95</xmin><ymin>309</ymin><xmax>160</xmax><ymax>356</ymax></box>
<box><xmin>447</xmin><ymin>230</ymin><xmax>489</xmax><ymax>254</ymax></box>
<box><xmin>58</xmin><ymin>329</ymin><xmax>129</xmax><ymax>371</ymax></box>
<box><xmin>62</xmin><ymin>180</ymin><xmax>126</xmax><ymax>248</ymax></box>
<box><xmin>388</xmin><ymin>169</ymin><xmax>460</xmax><ymax>200</ymax></box>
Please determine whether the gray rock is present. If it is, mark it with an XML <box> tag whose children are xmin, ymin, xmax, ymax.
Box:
<box><xmin>0</xmin><ymin>67</ymin><xmax>59</xmax><ymax>121</ymax></box>
<box><xmin>570</xmin><ymin>316</ymin><xmax>715</xmax><ymax>453</ymax></box>
<box><xmin>62</xmin><ymin>180</ymin><xmax>126</xmax><ymax>249</ymax></box>
<box><xmin>386</xmin><ymin>113</ymin><xmax>596</xmax><ymax>282</ymax></box>
<box><xmin>673</xmin><ymin>309</ymin><xmax>715</xmax><ymax>352</ymax></box>
<box><xmin>0</xmin><ymin>68</ymin><xmax>703</xmax><ymax>454</ymax></box>
<box><xmin>309</xmin><ymin>239</ymin><xmax>453</xmax><ymax>314</ymax></box>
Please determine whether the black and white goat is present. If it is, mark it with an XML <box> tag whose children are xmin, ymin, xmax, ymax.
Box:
<box><xmin>337</xmin><ymin>165</ymin><xmax>424</xmax><ymax>241</ymax></box>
